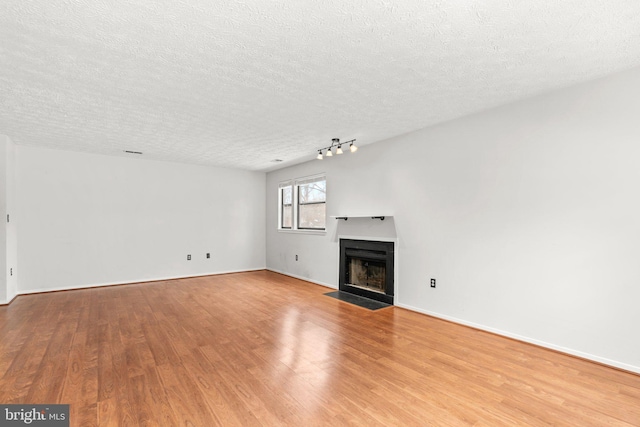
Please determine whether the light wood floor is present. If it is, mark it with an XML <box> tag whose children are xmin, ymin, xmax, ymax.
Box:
<box><xmin>1</xmin><ymin>271</ymin><xmax>639</xmax><ymax>426</ymax></box>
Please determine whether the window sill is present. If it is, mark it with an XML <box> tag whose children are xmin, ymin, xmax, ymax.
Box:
<box><xmin>277</xmin><ymin>228</ymin><xmax>326</xmax><ymax>235</ymax></box>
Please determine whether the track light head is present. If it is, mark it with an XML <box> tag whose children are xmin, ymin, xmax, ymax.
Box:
<box><xmin>316</xmin><ymin>150</ymin><xmax>323</xmax><ymax>160</ymax></box>
<box><xmin>350</xmin><ymin>142</ymin><xmax>358</xmax><ymax>152</ymax></box>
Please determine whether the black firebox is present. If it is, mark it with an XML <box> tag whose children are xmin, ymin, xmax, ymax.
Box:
<box><xmin>339</xmin><ymin>239</ymin><xmax>394</xmax><ymax>305</ymax></box>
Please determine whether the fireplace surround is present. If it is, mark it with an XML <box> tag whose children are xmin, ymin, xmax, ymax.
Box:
<box><xmin>339</xmin><ymin>239</ymin><xmax>394</xmax><ymax>304</ymax></box>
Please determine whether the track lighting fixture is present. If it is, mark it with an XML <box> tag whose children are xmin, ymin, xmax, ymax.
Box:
<box><xmin>316</xmin><ymin>138</ymin><xmax>357</xmax><ymax>160</ymax></box>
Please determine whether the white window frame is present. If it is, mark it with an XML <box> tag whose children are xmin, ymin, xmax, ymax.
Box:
<box><xmin>278</xmin><ymin>174</ymin><xmax>326</xmax><ymax>234</ymax></box>
<box><xmin>278</xmin><ymin>180</ymin><xmax>293</xmax><ymax>229</ymax></box>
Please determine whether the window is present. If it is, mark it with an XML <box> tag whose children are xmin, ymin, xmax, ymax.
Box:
<box><xmin>297</xmin><ymin>176</ymin><xmax>326</xmax><ymax>229</ymax></box>
<box><xmin>279</xmin><ymin>183</ymin><xmax>293</xmax><ymax>229</ymax></box>
<box><xmin>278</xmin><ymin>175</ymin><xmax>326</xmax><ymax>231</ymax></box>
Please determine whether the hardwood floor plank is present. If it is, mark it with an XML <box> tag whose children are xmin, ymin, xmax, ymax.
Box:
<box><xmin>139</xmin><ymin>366</ymin><xmax>180</xmax><ymax>427</ymax></box>
<box><xmin>1</xmin><ymin>271</ymin><xmax>639</xmax><ymax>426</ymax></box>
<box><xmin>155</xmin><ymin>362</ymin><xmax>222</xmax><ymax>426</ymax></box>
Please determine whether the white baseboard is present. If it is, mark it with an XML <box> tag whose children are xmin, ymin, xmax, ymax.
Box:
<box><xmin>396</xmin><ymin>302</ymin><xmax>640</xmax><ymax>375</ymax></box>
<box><xmin>266</xmin><ymin>268</ymin><xmax>337</xmax><ymax>290</ymax></box>
<box><xmin>0</xmin><ymin>293</ymin><xmax>18</xmax><ymax>306</ymax></box>
<box><xmin>16</xmin><ymin>268</ymin><xmax>266</xmax><ymax>296</ymax></box>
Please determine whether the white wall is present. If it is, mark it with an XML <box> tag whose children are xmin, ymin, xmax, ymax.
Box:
<box><xmin>0</xmin><ymin>136</ymin><xmax>7</xmax><ymax>303</ymax></box>
<box><xmin>5</xmin><ymin>137</ymin><xmax>17</xmax><ymax>303</ymax></box>
<box><xmin>0</xmin><ymin>135</ymin><xmax>17</xmax><ymax>305</ymax></box>
<box><xmin>17</xmin><ymin>147</ymin><xmax>266</xmax><ymax>293</ymax></box>
<box><xmin>266</xmin><ymin>66</ymin><xmax>640</xmax><ymax>373</ymax></box>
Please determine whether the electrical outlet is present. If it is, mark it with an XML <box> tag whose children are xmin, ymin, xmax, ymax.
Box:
<box><xmin>206</xmin><ymin>253</ymin><xmax>210</xmax><ymax>259</ymax></box>
<box><xmin>187</xmin><ymin>254</ymin><xmax>191</xmax><ymax>261</ymax></box>
<box><xmin>295</xmin><ymin>254</ymin><xmax>298</xmax><ymax>261</ymax></box>
<box><xmin>10</xmin><ymin>268</ymin><xmax>13</xmax><ymax>276</ymax></box>
<box><xmin>430</xmin><ymin>278</ymin><xmax>436</xmax><ymax>288</ymax></box>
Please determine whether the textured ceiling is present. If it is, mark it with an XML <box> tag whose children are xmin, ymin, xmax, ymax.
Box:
<box><xmin>1</xmin><ymin>1</ymin><xmax>640</xmax><ymax>171</ymax></box>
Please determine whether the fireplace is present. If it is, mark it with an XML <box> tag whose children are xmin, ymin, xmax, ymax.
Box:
<box><xmin>339</xmin><ymin>239</ymin><xmax>394</xmax><ymax>304</ymax></box>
